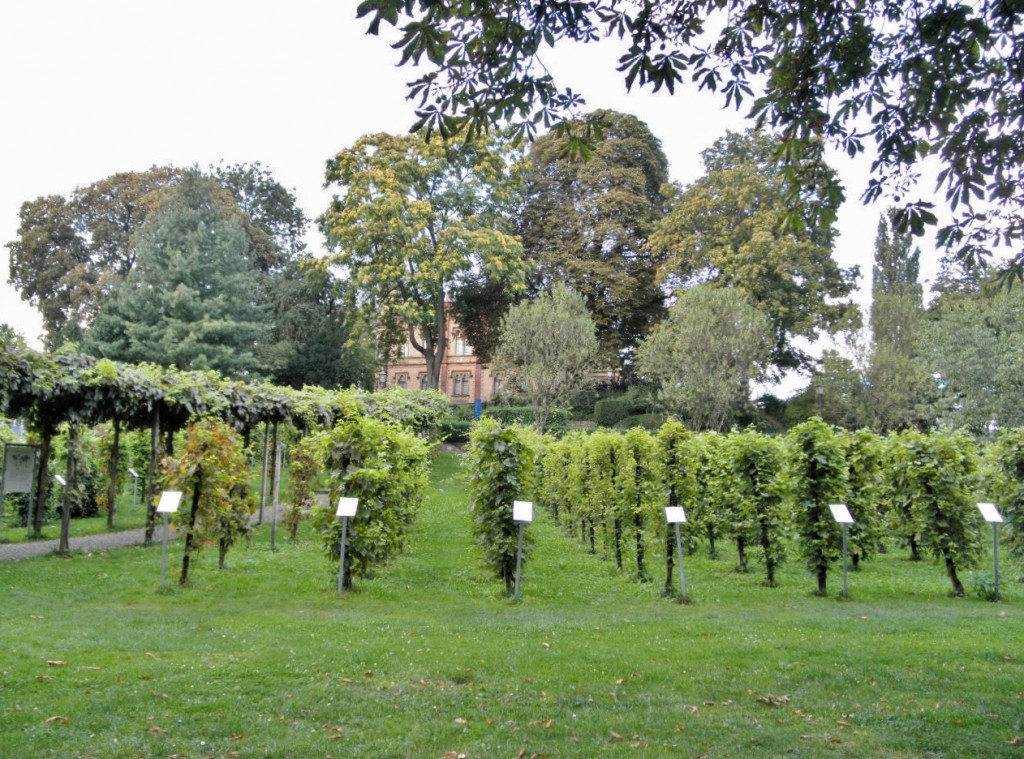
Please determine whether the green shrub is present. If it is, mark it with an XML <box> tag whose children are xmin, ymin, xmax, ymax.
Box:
<box><xmin>437</xmin><ymin>418</ymin><xmax>474</xmax><ymax>444</ymax></box>
<box><xmin>465</xmin><ymin>418</ymin><xmax>538</xmax><ymax>593</ymax></box>
<box><xmin>594</xmin><ymin>398</ymin><xmax>631</xmax><ymax>427</ymax></box>
<box><xmin>613</xmin><ymin>413</ymin><xmax>666</xmax><ymax>431</ymax></box>
<box><xmin>313</xmin><ymin>414</ymin><xmax>430</xmax><ymax>589</ymax></box>
<box><xmin>483</xmin><ymin>406</ymin><xmax>568</xmax><ymax>435</ymax></box>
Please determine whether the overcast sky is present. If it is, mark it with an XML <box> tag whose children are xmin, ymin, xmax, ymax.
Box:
<box><xmin>1</xmin><ymin>0</ymin><xmax>937</xmax><ymax>375</ymax></box>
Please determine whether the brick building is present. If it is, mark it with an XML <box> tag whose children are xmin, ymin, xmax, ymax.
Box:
<box><xmin>376</xmin><ymin>316</ymin><xmax>505</xmax><ymax>404</ymax></box>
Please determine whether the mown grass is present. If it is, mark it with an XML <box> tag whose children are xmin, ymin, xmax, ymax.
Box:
<box><xmin>1</xmin><ymin>452</ymin><xmax>1021</xmax><ymax>758</ymax></box>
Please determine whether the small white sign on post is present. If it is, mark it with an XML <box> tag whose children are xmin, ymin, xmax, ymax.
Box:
<box><xmin>665</xmin><ymin>505</ymin><xmax>689</xmax><ymax>602</ymax></box>
<box><xmin>53</xmin><ymin>474</ymin><xmax>66</xmax><ymax>487</ymax></box>
<box><xmin>829</xmin><ymin>503</ymin><xmax>854</xmax><ymax>524</ymax></box>
<box><xmin>128</xmin><ymin>468</ymin><xmax>139</xmax><ymax>479</ymax></box>
<box><xmin>157</xmin><ymin>490</ymin><xmax>183</xmax><ymax>514</ymax></box>
<box><xmin>977</xmin><ymin>502</ymin><xmax>1003</xmax><ymax>523</ymax></box>
<box><xmin>665</xmin><ymin>506</ymin><xmax>687</xmax><ymax>524</ymax></box>
<box><xmin>513</xmin><ymin>500</ymin><xmax>533</xmax><ymax>523</ymax></box>
<box><xmin>336</xmin><ymin>498</ymin><xmax>359</xmax><ymax>595</ymax></box>
<box><xmin>978</xmin><ymin>502</ymin><xmax>1004</xmax><ymax>601</ymax></box>
<box><xmin>336</xmin><ymin>497</ymin><xmax>359</xmax><ymax>518</ymax></box>
<box><xmin>829</xmin><ymin>504</ymin><xmax>854</xmax><ymax>599</ymax></box>
<box><xmin>156</xmin><ymin>491</ymin><xmax>182</xmax><ymax>588</ymax></box>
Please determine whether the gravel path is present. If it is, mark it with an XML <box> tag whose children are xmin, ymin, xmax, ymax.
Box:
<box><xmin>0</xmin><ymin>507</ymin><xmax>281</xmax><ymax>561</ymax></box>
<box><xmin>0</xmin><ymin>527</ymin><xmax>154</xmax><ymax>561</ymax></box>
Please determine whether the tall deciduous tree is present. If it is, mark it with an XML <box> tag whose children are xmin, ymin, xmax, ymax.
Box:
<box><xmin>866</xmin><ymin>208</ymin><xmax>931</xmax><ymax>432</ymax></box>
<box><xmin>321</xmin><ymin>132</ymin><xmax>525</xmax><ymax>389</ymax></box>
<box><xmin>520</xmin><ymin>109</ymin><xmax>670</xmax><ymax>361</ymax></box>
<box><xmin>636</xmin><ymin>285</ymin><xmax>771</xmax><ymax>432</ymax></box>
<box><xmin>361</xmin><ymin>0</ymin><xmax>1024</xmax><ymax>279</ymax></box>
<box><xmin>6</xmin><ymin>167</ymin><xmax>179</xmax><ymax>347</ymax></box>
<box><xmin>923</xmin><ymin>276</ymin><xmax>1024</xmax><ymax>432</ymax></box>
<box><xmin>651</xmin><ymin>130</ymin><xmax>858</xmax><ymax>374</ymax></box>
<box><xmin>493</xmin><ymin>284</ymin><xmax>600</xmax><ymax>434</ymax></box>
<box><xmin>85</xmin><ymin>172</ymin><xmax>269</xmax><ymax>377</ymax></box>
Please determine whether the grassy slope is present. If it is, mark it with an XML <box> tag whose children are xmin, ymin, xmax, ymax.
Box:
<box><xmin>0</xmin><ymin>452</ymin><xmax>1021</xmax><ymax>758</ymax></box>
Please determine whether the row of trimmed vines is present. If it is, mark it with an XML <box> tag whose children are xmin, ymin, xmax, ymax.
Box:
<box><xmin>2</xmin><ymin>338</ymin><xmax>447</xmax><ymax>585</ymax></box>
<box><xmin>534</xmin><ymin>419</ymin><xmax>1022</xmax><ymax>597</ymax></box>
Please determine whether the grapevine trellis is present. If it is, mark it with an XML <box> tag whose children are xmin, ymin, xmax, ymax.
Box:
<box><xmin>1</xmin><ymin>336</ymin><xmax>445</xmax><ymax>583</ymax></box>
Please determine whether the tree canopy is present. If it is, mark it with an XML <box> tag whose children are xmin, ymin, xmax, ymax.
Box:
<box><xmin>651</xmin><ymin>130</ymin><xmax>857</xmax><ymax>374</ymax></box>
<box><xmin>321</xmin><ymin>131</ymin><xmax>525</xmax><ymax>389</ymax></box>
<box><xmin>6</xmin><ymin>166</ymin><xmax>179</xmax><ymax>347</ymax></box>
<box><xmin>520</xmin><ymin>109</ymin><xmax>670</xmax><ymax>362</ymax></box>
<box><xmin>493</xmin><ymin>283</ymin><xmax>600</xmax><ymax>433</ymax></box>
<box><xmin>85</xmin><ymin>172</ymin><xmax>270</xmax><ymax>377</ymax></box>
<box><xmin>636</xmin><ymin>284</ymin><xmax>771</xmax><ymax>432</ymax></box>
<box><xmin>359</xmin><ymin>0</ymin><xmax>1024</xmax><ymax>278</ymax></box>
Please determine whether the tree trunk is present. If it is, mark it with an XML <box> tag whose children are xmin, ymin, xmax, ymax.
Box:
<box><xmin>106</xmin><ymin>417</ymin><xmax>121</xmax><ymax>528</ymax></box>
<box><xmin>266</xmin><ymin>423</ymin><xmax>279</xmax><ymax>525</ymax></box>
<box><xmin>736</xmin><ymin>535</ymin><xmax>748</xmax><ymax>572</ymax></box>
<box><xmin>760</xmin><ymin>520</ymin><xmax>776</xmax><ymax>587</ymax></box>
<box><xmin>219</xmin><ymin>536</ymin><xmax>228</xmax><ymax>570</ymax></box>
<box><xmin>707</xmin><ymin>527</ymin><xmax>718</xmax><ymax>560</ymax></box>
<box><xmin>144</xmin><ymin>406</ymin><xmax>160</xmax><ymax>545</ymax></box>
<box><xmin>164</xmin><ymin>427</ymin><xmax>174</xmax><ymax>457</ymax></box>
<box><xmin>58</xmin><ymin>425</ymin><xmax>77</xmax><ymax>552</ymax></box>
<box><xmin>613</xmin><ymin>518</ymin><xmax>623</xmax><ymax>570</ymax></box>
<box><xmin>851</xmin><ymin>551</ymin><xmax>861</xmax><ymax>570</ymax></box>
<box><xmin>180</xmin><ymin>468</ymin><xmax>203</xmax><ymax>585</ymax></box>
<box><xmin>31</xmin><ymin>428</ymin><xmax>52</xmax><ymax>536</ymax></box>
<box><xmin>909</xmin><ymin>534</ymin><xmax>921</xmax><ymax>561</ymax></box>
<box><xmin>945</xmin><ymin>553</ymin><xmax>964</xmax><ymax>596</ymax></box>
<box><xmin>588</xmin><ymin>519</ymin><xmax>596</xmax><ymax>554</ymax></box>
<box><xmin>664</xmin><ymin>530</ymin><xmax>675</xmax><ymax>596</ymax></box>
<box><xmin>634</xmin><ymin>511</ymin><xmax>646</xmax><ymax>580</ymax></box>
<box><xmin>258</xmin><ymin>422</ymin><xmax>270</xmax><ymax>524</ymax></box>
<box><xmin>816</xmin><ymin>565</ymin><xmax>828</xmax><ymax>596</ymax></box>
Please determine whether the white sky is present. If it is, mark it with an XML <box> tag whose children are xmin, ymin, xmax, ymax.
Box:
<box><xmin>0</xmin><ymin>0</ymin><xmax>940</xmax><ymax>389</ymax></box>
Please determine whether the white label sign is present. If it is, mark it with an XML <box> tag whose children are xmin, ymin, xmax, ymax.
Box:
<box><xmin>336</xmin><ymin>497</ymin><xmax>359</xmax><ymax>518</ymax></box>
<box><xmin>829</xmin><ymin>503</ymin><xmax>854</xmax><ymax>524</ymax></box>
<box><xmin>513</xmin><ymin>500</ymin><xmax>533</xmax><ymax>523</ymax></box>
<box><xmin>156</xmin><ymin>490</ymin><xmax>183</xmax><ymax>514</ymax></box>
<box><xmin>665</xmin><ymin>506</ymin><xmax>687</xmax><ymax>524</ymax></box>
<box><xmin>53</xmin><ymin>474</ymin><xmax>66</xmax><ymax>486</ymax></box>
<box><xmin>2</xmin><ymin>445</ymin><xmax>37</xmax><ymax>494</ymax></box>
<box><xmin>977</xmin><ymin>502</ymin><xmax>1003</xmax><ymax>524</ymax></box>
<box><xmin>128</xmin><ymin>468</ymin><xmax>139</xmax><ymax>479</ymax></box>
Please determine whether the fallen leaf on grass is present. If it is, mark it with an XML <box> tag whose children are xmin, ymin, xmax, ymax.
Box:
<box><xmin>829</xmin><ymin>737</ymin><xmax>842</xmax><ymax>743</ymax></box>
<box><xmin>340</xmin><ymin>678</ymin><xmax>354</xmax><ymax>684</ymax></box>
<box><xmin>146</xmin><ymin>726</ymin><xmax>165</xmax><ymax>734</ymax></box>
<box><xmin>230</xmin><ymin>733</ymin><xmax>243</xmax><ymax>740</ymax></box>
<box><xmin>30</xmin><ymin>614</ymin><xmax>44</xmax><ymax>619</ymax></box>
<box><xmin>868</xmin><ymin>678</ymin><xmax>877</xmax><ymax>686</ymax></box>
<box><xmin>442</xmin><ymin>753</ymin><xmax>466</xmax><ymax>758</ymax></box>
<box><xmin>35</xmin><ymin>675</ymin><xmax>50</xmax><ymax>682</ymax></box>
<box><xmin>855</xmin><ymin>615</ymin><xmax>868</xmax><ymax>621</ymax></box>
<box><xmin>610</xmin><ymin>731</ymin><xmax>624</xmax><ymax>740</ymax></box>
<box><xmin>757</xmin><ymin>693</ymin><xmax>790</xmax><ymax>707</ymax></box>
<box><xmin>688</xmin><ymin>705</ymin><xmax>699</xmax><ymax>714</ymax></box>
<box><xmin>542</xmin><ymin>642</ymin><xmax>550</xmax><ymax>649</ymax></box>
<box><xmin>836</xmin><ymin>720</ymin><xmax>851</xmax><ymax>727</ymax></box>
<box><xmin>674</xmin><ymin>725</ymin><xmax>685</xmax><ymax>732</ymax></box>
<box><xmin>46</xmin><ymin>661</ymin><xmax>66</xmax><ymax>667</ymax></box>
<box><xmin>1007</xmin><ymin>736</ymin><xmax>1021</xmax><ymax>746</ymax></box>
<box><xmin>144</xmin><ymin>652</ymin><xmax>157</xmax><ymax>659</ymax></box>
<box><xmin>45</xmin><ymin>716</ymin><xmax>68</xmax><ymax>724</ymax></box>
<box><xmin>454</xmin><ymin>718</ymin><xmax>468</xmax><ymax>725</ymax></box>
<box><xmin>544</xmin><ymin>719</ymin><xmax>554</xmax><ymax>729</ymax></box>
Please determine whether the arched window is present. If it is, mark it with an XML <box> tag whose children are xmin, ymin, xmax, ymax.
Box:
<box><xmin>451</xmin><ymin>331</ymin><xmax>472</xmax><ymax>356</ymax></box>
<box><xmin>452</xmin><ymin>372</ymin><xmax>471</xmax><ymax>397</ymax></box>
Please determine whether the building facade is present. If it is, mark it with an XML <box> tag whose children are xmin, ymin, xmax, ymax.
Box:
<box><xmin>376</xmin><ymin>317</ymin><xmax>505</xmax><ymax>404</ymax></box>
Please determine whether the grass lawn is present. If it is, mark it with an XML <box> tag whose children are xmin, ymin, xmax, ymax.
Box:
<box><xmin>0</xmin><ymin>452</ymin><xmax>1021</xmax><ymax>758</ymax></box>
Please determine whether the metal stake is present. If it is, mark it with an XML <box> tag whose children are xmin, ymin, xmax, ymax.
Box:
<box><xmin>337</xmin><ymin>516</ymin><xmax>349</xmax><ymax>594</ymax></box>
<box><xmin>840</xmin><ymin>524</ymin><xmax>850</xmax><ymax>599</ymax></box>
<box><xmin>160</xmin><ymin>514</ymin><xmax>170</xmax><ymax>587</ymax></box>
<box><xmin>992</xmin><ymin>523</ymin><xmax>1000</xmax><ymax>600</ymax></box>
<box><xmin>514</xmin><ymin>522</ymin><xmax>525</xmax><ymax>601</ymax></box>
<box><xmin>674</xmin><ymin>523</ymin><xmax>687</xmax><ymax>602</ymax></box>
